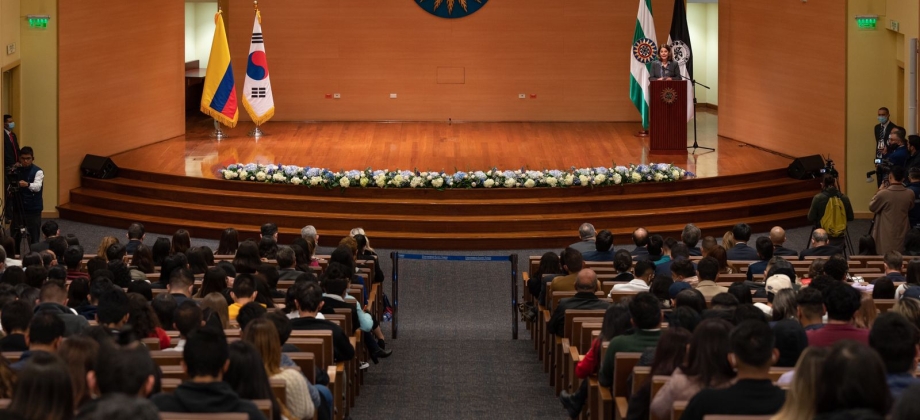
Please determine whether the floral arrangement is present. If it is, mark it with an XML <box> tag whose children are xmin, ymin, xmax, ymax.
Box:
<box><xmin>220</xmin><ymin>163</ymin><xmax>694</xmax><ymax>190</ymax></box>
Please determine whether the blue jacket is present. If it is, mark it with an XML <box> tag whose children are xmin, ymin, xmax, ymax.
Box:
<box><xmin>886</xmin><ymin>145</ymin><xmax>910</xmax><ymax>168</ymax></box>
<box><xmin>17</xmin><ymin>163</ymin><xmax>42</xmax><ymax>213</ymax></box>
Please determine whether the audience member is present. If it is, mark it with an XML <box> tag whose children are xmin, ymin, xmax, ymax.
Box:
<box><xmin>289</xmin><ymin>281</ymin><xmax>355</xmax><ymax>362</ymax></box>
<box><xmin>0</xmin><ymin>300</ymin><xmax>32</xmax><ymax>351</ymax></box>
<box><xmin>891</xmin><ymin>383</ymin><xmax>920</xmax><ymax>420</ymax></box>
<box><xmin>237</xmin><ymin>301</ymin><xmax>268</xmax><ymax>330</ymax></box>
<box><xmin>773</xmin><ymin>347</ymin><xmax>829</xmax><ymax>420</ymax></box>
<box><xmin>57</xmin><ymin>335</ymin><xmax>99</xmax><ymax>408</ymax></box>
<box><xmin>233</xmin><ymin>240</ymin><xmax>262</xmax><ymax>274</ymax></box>
<box><xmin>168</xmin><ymin>300</ymin><xmax>203</xmax><ymax>352</ymax></box>
<box><xmin>8</xmin><ymin>352</ymin><xmax>73</xmax><ymax>420</ymax></box>
<box><xmin>873</xmin><ymin>276</ymin><xmax>896</xmax><ymax>299</ymax></box>
<box><xmin>582</xmin><ymin>229</ymin><xmax>614</xmax><ymax>262</ymax></box>
<box><xmin>649</xmin><ymin>275</ymin><xmax>674</xmax><ymax>308</ymax></box>
<box><xmin>727</xmin><ymin>282</ymin><xmax>753</xmax><ymax>305</ymax></box>
<box><xmin>745</xmin><ymin>237</ymin><xmax>775</xmax><ymax>282</ymax></box>
<box><xmin>854</xmin><ymin>292</ymin><xmax>879</xmax><ymax>329</ymax></box>
<box><xmin>796</xmin><ymin>287</ymin><xmax>825</xmax><ymax>332</ymax></box>
<box><xmin>243</xmin><ymin>318</ymin><xmax>315</xmax><ymax>420</ymax></box>
<box><xmin>694</xmin><ymin>257</ymin><xmax>727</xmax><ymax>299</ymax></box>
<box><xmin>229</xmin><ymin>273</ymin><xmax>262</xmax><ymax>321</ymax></box>
<box><xmin>897</xmin><ymin>259</ymin><xmax>920</xmax><ymax>299</ymax></box>
<box><xmin>569</xmin><ymin>223</ymin><xmax>597</xmax><ymax>253</ymax></box>
<box><xmin>276</xmin><ymin>246</ymin><xmax>300</xmax><ymax>281</ymax></box>
<box><xmin>625</xmin><ymin>327</ymin><xmax>691</xmax><ymax>420</ymax></box>
<box><xmin>125</xmin><ymin>222</ymin><xmax>145</xmax><ymax>255</ymax></box>
<box><xmin>769</xmin><ymin>226</ymin><xmax>797</xmax><ymax>257</ymax></box>
<box><xmin>151</xmin><ymin>293</ymin><xmax>178</xmax><ymax>332</ymax></box>
<box><xmin>680</xmin><ymin>320</ymin><xmax>785</xmax><ymax>419</ymax></box>
<box><xmin>814</xmin><ymin>341</ymin><xmax>891</xmax><ymax>418</ymax></box>
<box><xmin>126</xmin><ymin>293</ymin><xmax>170</xmax><ymax>349</ymax></box>
<box><xmin>631</xmin><ymin>227</ymin><xmax>650</xmax><ymax>260</ymax></box>
<box><xmin>168</xmin><ymin>268</ymin><xmax>195</xmax><ymax>307</ymax></box>
<box><xmin>170</xmin><ymin>229</ymin><xmax>191</xmax><ymax>255</ymax></box>
<box><xmin>224</xmin><ymin>340</ymin><xmax>287</xmax><ymax>420</ymax></box>
<box><xmin>12</xmin><ymin>311</ymin><xmax>65</xmax><ymax>370</ymax></box>
<box><xmin>725</xmin><ymin>223</ymin><xmax>758</xmax><ymax>260</ymax></box>
<box><xmin>96</xmin><ymin>288</ymin><xmax>130</xmax><ymax>336</ymax></box>
<box><xmin>771</xmin><ymin>289</ymin><xmax>807</xmax><ymax>367</ymax></box>
<box><xmin>151</xmin><ymin>327</ymin><xmax>266</xmax><ymax>420</ymax></box>
<box><xmin>799</xmin><ymin>229</ymin><xmax>842</xmax><ymax>260</ymax></box>
<box><xmin>217</xmin><ymin>227</ymin><xmax>239</xmax><ymax>255</ymax></box>
<box><xmin>151</xmin><ymin>237</ymin><xmax>171</xmax><ymax>266</ymax></box>
<box><xmin>598</xmin><ymin>292</ymin><xmax>662</xmax><ymax>388</ymax></box>
<box><xmin>92</xmin><ymin>345</ymin><xmax>157</xmax><ymax>399</ymax></box>
<box><xmin>807</xmin><ymin>281</ymin><xmax>868</xmax><ymax>346</ymax></box>
<box><xmin>700</xmin><ymin>236</ymin><xmax>717</xmax><ymax>256</ymax></box>
<box><xmin>36</xmin><ymin>280</ymin><xmax>89</xmax><ymax>337</ymax></box>
<box><xmin>611</xmin><ymin>259</ymin><xmax>652</xmax><ymax>293</ymax></box>
<box><xmin>532</xmin><ymin>252</ymin><xmax>563</xmax><ymax>304</ymax></box>
<box><xmin>681</xmin><ymin>224</ymin><xmax>702</xmax><ymax>256</ymax></box>
<box><xmin>73</xmin><ymin>393</ymin><xmax>159</xmax><ymax>420</ymax></box>
<box><xmin>650</xmin><ymin>318</ymin><xmax>735</xmax><ymax>420</ymax></box>
<box><xmin>202</xmin><ymin>292</ymin><xmax>230</xmax><ymax>329</ymax></box>
<box><xmin>870</xmin><ymin>312</ymin><xmax>920</xmax><ymax>401</ymax></box>
<box><xmin>549</xmin><ymin>269</ymin><xmax>610</xmax><ymax>336</ymax></box>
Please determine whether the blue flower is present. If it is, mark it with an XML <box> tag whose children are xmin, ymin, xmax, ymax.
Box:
<box><xmin>244</xmin><ymin>163</ymin><xmax>258</xmax><ymax>172</ymax></box>
<box><xmin>594</xmin><ymin>167</ymin><xmax>608</xmax><ymax>174</ymax></box>
<box><xmin>502</xmin><ymin>170</ymin><xmax>517</xmax><ymax>179</ymax></box>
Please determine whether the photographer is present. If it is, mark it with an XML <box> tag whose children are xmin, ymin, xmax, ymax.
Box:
<box><xmin>807</xmin><ymin>174</ymin><xmax>854</xmax><ymax>248</ymax></box>
<box><xmin>870</xmin><ymin>166</ymin><xmax>914</xmax><ymax>255</ymax></box>
<box><xmin>9</xmin><ymin>146</ymin><xmax>43</xmax><ymax>249</ymax></box>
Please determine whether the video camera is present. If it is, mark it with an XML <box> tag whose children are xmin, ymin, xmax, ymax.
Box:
<box><xmin>820</xmin><ymin>156</ymin><xmax>838</xmax><ymax>178</ymax></box>
<box><xmin>867</xmin><ymin>158</ymin><xmax>892</xmax><ymax>181</ymax></box>
<box><xmin>5</xmin><ymin>163</ymin><xmax>21</xmax><ymax>193</ymax></box>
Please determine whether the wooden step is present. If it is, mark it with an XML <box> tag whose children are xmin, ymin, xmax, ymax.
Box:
<box><xmin>66</xmin><ymin>187</ymin><xmax>814</xmax><ymax>234</ymax></box>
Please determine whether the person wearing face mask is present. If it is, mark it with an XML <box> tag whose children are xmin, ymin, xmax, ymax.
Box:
<box><xmin>884</xmin><ymin>129</ymin><xmax>910</xmax><ymax>170</ymax></box>
<box><xmin>650</xmin><ymin>44</ymin><xmax>681</xmax><ymax>81</ymax></box>
<box><xmin>875</xmin><ymin>107</ymin><xmax>899</xmax><ymax>159</ymax></box>
<box><xmin>3</xmin><ymin>114</ymin><xmax>19</xmax><ymax>184</ymax></box>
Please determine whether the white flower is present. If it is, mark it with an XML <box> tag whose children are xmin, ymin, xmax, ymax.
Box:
<box><xmin>432</xmin><ymin>178</ymin><xmax>444</xmax><ymax>188</ymax></box>
<box><xmin>546</xmin><ymin>177</ymin><xmax>558</xmax><ymax>187</ymax></box>
<box><xmin>291</xmin><ymin>177</ymin><xmax>303</xmax><ymax>185</ymax></box>
<box><xmin>484</xmin><ymin>179</ymin><xmax>495</xmax><ymax>188</ymax></box>
<box><xmin>410</xmin><ymin>177</ymin><xmax>423</xmax><ymax>188</ymax></box>
<box><xmin>671</xmin><ymin>170</ymin><xmax>680</xmax><ymax>179</ymax></box>
<box><xmin>612</xmin><ymin>173</ymin><xmax>622</xmax><ymax>184</ymax></box>
<box><xmin>578</xmin><ymin>175</ymin><xmax>589</xmax><ymax>185</ymax></box>
<box><xmin>504</xmin><ymin>178</ymin><xmax>516</xmax><ymax>188</ymax></box>
<box><xmin>223</xmin><ymin>170</ymin><xmax>235</xmax><ymax>180</ymax></box>
<box><xmin>272</xmin><ymin>173</ymin><xmax>286</xmax><ymax>182</ymax></box>
<box><xmin>255</xmin><ymin>171</ymin><xmax>267</xmax><ymax>181</ymax></box>
<box><xmin>309</xmin><ymin>176</ymin><xmax>322</xmax><ymax>186</ymax></box>
<box><xmin>360</xmin><ymin>177</ymin><xmax>369</xmax><ymax>187</ymax></box>
<box><xmin>563</xmin><ymin>175</ymin><xmax>574</xmax><ymax>186</ymax></box>
<box><xmin>238</xmin><ymin>171</ymin><xmax>248</xmax><ymax>180</ymax></box>
<box><xmin>630</xmin><ymin>172</ymin><xmax>641</xmax><ymax>182</ymax></box>
<box><xmin>339</xmin><ymin>177</ymin><xmax>351</xmax><ymax>188</ymax></box>
<box><xmin>375</xmin><ymin>176</ymin><xmax>387</xmax><ymax>188</ymax></box>
<box><xmin>524</xmin><ymin>179</ymin><xmax>535</xmax><ymax>188</ymax></box>
<box><xmin>471</xmin><ymin>181</ymin><xmax>478</xmax><ymax>187</ymax></box>
<box><xmin>653</xmin><ymin>173</ymin><xmax>664</xmax><ymax>181</ymax></box>
<box><xmin>594</xmin><ymin>174</ymin><xmax>606</xmax><ymax>184</ymax></box>
<box><xmin>393</xmin><ymin>174</ymin><xmax>405</xmax><ymax>185</ymax></box>
<box><xmin>426</xmin><ymin>175</ymin><xmax>432</xmax><ymax>181</ymax></box>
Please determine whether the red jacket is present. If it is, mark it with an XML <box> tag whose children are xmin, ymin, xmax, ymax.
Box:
<box><xmin>575</xmin><ymin>338</ymin><xmax>602</xmax><ymax>379</ymax></box>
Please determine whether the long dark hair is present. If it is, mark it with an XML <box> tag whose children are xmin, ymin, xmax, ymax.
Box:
<box><xmin>217</xmin><ymin>228</ymin><xmax>239</xmax><ymax>256</ymax></box>
<box><xmin>197</xmin><ymin>267</ymin><xmax>229</xmax><ymax>298</ymax></box>
<box><xmin>906</xmin><ymin>259</ymin><xmax>920</xmax><ymax>286</ymax></box>
<box><xmin>599</xmin><ymin>302</ymin><xmax>633</xmax><ymax>342</ymax></box>
<box><xmin>127</xmin><ymin>293</ymin><xmax>162</xmax><ymax>338</ymax></box>
<box><xmin>649</xmin><ymin>327</ymin><xmax>691</xmax><ymax>377</ymax></box>
<box><xmin>170</xmin><ymin>229</ymin><xmax>191</xmax><ymax>255</ymax></box>
<box><xmin>683</xmin><ymin>318</ymin><xmax>736</xmax><ymax>387</ymax></box>
<box><xmin>151</xmin><ymin>237</ymin><xmax>171</xmax><ymax>266</ymax></box>
<box><xmin>533</xmin><ymin>252</ymin><xmax>562</xmax><ymax>280</ymax></box>
<box><xmin>58</xmin><ymin>335</ymin><xmax>99</xmax><ymax>409</ymax></box>
<box><xmin>186</xmin><ymin>247</ymin><xmax>209</xmax><ymax>275</ymax></box>
<box><xmin>815</xmin><ymin>341</ymin><xmax>891</xmax><ymax>416</ymax></box>
<box><xmin>225</xmin><ymin>340</ymin><xmax>283</xmax><ymax>420</ymax></box>
<box><xmin>233</xmin><ymin>240</ymin><xmax>262</xmax><ymax>274</ymax></box>
<box><xmin>131</xmin><ymin>244</ymin><xmax>156</xmax><ymax>274</ymax></box>
<box><xmin>9</xmin><ymin>352</ymin><xmax>74</xmax><ymax>420</ymax></box>
<box><xmin>727</xmin><ymin>282</ymin><xmax>754</xmax><ymax>305</ymax></box>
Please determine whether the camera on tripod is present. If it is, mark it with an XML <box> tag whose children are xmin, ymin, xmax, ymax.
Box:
<box><xmin>867</xmin><ymin>158</ymin><xmax>892</xmax><ymax>181</ymax></box>
<box><xmin>5</xmin><ymin>164</ymin><xmax>20</xmax><ymax>193</ymax></box>
<box><xmin>820</xmin><ymin>157</ymin><xmax>838</xmax><ymax>178</ymax></box>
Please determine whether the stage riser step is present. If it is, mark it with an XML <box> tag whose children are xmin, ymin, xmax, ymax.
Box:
<box><xmin>57</xmin><ymin>205</ymin><xmax>810</xmax><ymax>250</ymax></box>
<box><xmin>79</xmin><ymin>177</ymin><xmax>816</xmax><ymax>216</ymax></box>
<box><xmin>67</xmin><ymin>190</ymin><xmax>813</xmax><ymax>234</ymax></box>
<box><xmin>114</xmin><ymin>167</ymin><xmax>805</xmax><ymax>200</ymax></box>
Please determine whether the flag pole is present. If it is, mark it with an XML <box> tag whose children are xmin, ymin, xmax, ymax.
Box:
<box><xmin>211</xmin><ymin>119</ymin><xmax>226</xmax><ymax>141</ymax></box>
<box><xmin>247</xmin><ymin>1</ymin><xmax>264</xmax><ymax>140</ymax></box>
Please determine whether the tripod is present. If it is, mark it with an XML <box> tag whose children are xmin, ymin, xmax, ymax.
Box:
<box><xmin>2</xmin><ymin>181</ymin><xmax>31</xmax><ymax>256</ymax></box>
<box><xmin>676</xmin><ymin>74</ymin><xmax>715</xmax><ymax>154</ymax></box>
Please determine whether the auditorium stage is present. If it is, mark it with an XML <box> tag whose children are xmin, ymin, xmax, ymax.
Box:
<box><xmin>111</xmin><ymin>111</ymin><xmax>792</xmax><ymax>180</ymax></box>
<box><xmin>59</xmin><ymin>112</ymin><xmax>818</xmax><ymax>249</ymax></box>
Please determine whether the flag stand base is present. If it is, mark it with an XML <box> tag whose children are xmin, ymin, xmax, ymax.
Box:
<box><xmin>248</xmin><ymin>126</ymin><xmax>264</xmax><ymax>139</ymax></box>
<box><xmin>210</xmin><ymin>120</ymin><xmax>226</xmax><ymax>141</ymax></box>
<box><xmin>635</xmin><ymin>130</ymin><xmax>649</xmax><ymax>137</ymax></box>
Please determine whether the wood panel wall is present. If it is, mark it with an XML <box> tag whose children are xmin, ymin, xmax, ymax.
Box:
<box><xmin>227</xmin><ymin>0</ymin><xmax>674</xmax><ymax>122</ymax></box>
<box><xmin>58</xmin><ymin>1</ymin><xmax>185</xmax><ymax>204</ymax></box>
<box><xmin>718</xmin><ymin>0</ymin><xmax>846</xmax><ymax>165</ymax></box>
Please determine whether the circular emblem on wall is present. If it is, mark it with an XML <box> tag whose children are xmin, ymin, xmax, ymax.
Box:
<box><xmin>671</xmin><ymin>40</ymin><xmax>691</xmax><ymax>65</ymax></box>
<box><xmin>416</xmin><ymin>0</ymin><xmax>488</xmax><ymax>19</ymax></box>
<box><xmin>660</xmin><ymin>87</ymin><xmax>678</xmax><ymax>104</ymax></box>
<box><xmin>632</xmin><ymin>38</ymin><xmax>658</xmax><ymax>64</ymax></box>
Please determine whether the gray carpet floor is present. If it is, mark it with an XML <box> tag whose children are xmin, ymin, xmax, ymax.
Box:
<box><xmin>47</xmin><ymin>218</ymin><xmax>873</xmax><ymax>419</ymax></box>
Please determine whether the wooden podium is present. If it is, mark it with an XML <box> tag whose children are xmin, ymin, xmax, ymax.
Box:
<box><xmin>649</xmin><ymin>80</ymin><xmax>688</xmax><ymax>154</ymax></box>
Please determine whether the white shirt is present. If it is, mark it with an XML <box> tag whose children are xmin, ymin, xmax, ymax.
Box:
<box><xmin>611</xmin><ymin>279</ymin><xmax>650</xmax><ymax>294</ymax></box>
<box><xmin>26</xmin><ymin>168</ymin><xmax>43</xmax><ymax>192</ymax></box>
<box><xmin>164</xmin><ymin>339</ymin><xmax>185</xmax><ymax>352</ymax></box>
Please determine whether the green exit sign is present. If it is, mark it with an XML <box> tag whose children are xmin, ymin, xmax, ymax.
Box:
<box><xmin>27</xmin><ymin>15</ymin><xmax>50</xmax><ymax>29</ymax></box>
<box><xmin>855</xmin><ymin>15</ymin><xmax>878</xmax><ymax>30</ymax></box>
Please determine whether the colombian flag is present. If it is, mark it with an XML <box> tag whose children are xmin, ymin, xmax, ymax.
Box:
<box><xmin>201</xmin><ymin>11</ymin><xmax>238</xmax><ymax>128</ymax></box>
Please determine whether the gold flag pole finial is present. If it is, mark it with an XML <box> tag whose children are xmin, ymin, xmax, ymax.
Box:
<box><xmin>254</xmin><ymin>1</ymin><xmax>258</xmax><ymax>11</ymax></box>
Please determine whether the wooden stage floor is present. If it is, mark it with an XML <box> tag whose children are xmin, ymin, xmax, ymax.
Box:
<box><xmin>112</xmin><ymin>111</ymin><xmax>792</xmax><ymax>178</ymax></box>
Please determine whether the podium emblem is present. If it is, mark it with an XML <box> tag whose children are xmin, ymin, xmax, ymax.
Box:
<box><xmin>660</xmin><ymin>87</ymin><xmax>678</xmax><ymax>104</ymax></box>
<box><xmin>632</xmin><ymin>38</ymin><xmax>658</xmax><ymax>64</ymax></box>
<box><xmin>671</xmin><ymin>40</ymin><xmax>691</xmax><ymax>65</ymax></box>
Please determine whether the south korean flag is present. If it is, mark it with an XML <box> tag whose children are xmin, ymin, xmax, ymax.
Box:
<box><xmin>242</xmin><ymin>10</ymin><xmax>274</xmax><ymax>125</ymax></box>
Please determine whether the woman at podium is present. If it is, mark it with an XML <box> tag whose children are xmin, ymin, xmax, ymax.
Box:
<box><xmin>650</xmin><ymin>45</ymin><xmax>681</xmax><ymax>81</ymax></box>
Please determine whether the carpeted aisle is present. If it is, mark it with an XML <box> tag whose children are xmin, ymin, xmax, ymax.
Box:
<box><xmin>348</xmin><ymin>253</ymin><xmax>562</xmax><ymax>419</ymax></box>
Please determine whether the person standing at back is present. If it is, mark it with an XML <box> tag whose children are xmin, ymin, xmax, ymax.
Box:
<box><xmin>871</xmin><ymin>166</ymin><xmax>915</xmax><ymax>255</ymax></box>
<box><xmin>807</xmin><ymin>175</ymin><xmax>855</xmax><ymax>248</ymax></box>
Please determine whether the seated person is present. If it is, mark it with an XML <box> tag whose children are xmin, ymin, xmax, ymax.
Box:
<box><xmin>166</xmin><ymin>301</ymin><xmax>203</xmax><ymax>352</ymax></box>
<box><xmin>807</xmin><ymin>281</ymin><xmax>868</xmax><ymax>347</ymax></box>
<box><xmin>151</xmin><ymin>327</ymin><xmax>267</xmax><ymax>420</ymax></box>
<box><xmin>598</xmin><ymin>292</ymin><xmax>663</xmax><ymax>388</ymax></box>
<box><xmin>869</xmin><ymin>312</ymin><xmax>920</xmax><ymax>401</ymax></box>
<box><xmin>611</xmin><ymin>260</ymin><xmax>654</xmax><ymax>293</ymax></box>
<box><xmin>746</xmin><ymin>237</ymin><xmax>775</xmax><ymax>282</ymax></box>
<box><xmin>0</xmin><ymin>300</ymin><xmax>32</xmax><ymax>351</ymax></box>
<box><xmin>289</xmin><ymin>281</ymin><xmax>355</xmax><ymax>362</ymax></box>
<box><xmin>229</xmin><ymin>274</ymin><xmax>262</xmax><ymax>321</ymax></box>
<box><xmin>680</xmin><ymin>320</ymin><xmax>786</xmax><ymax>419</ymax></box>
<box><xmin>11</xmin><ymin>311</ymin><xmax>65</xmax><ymax>371</ymax></box>
<box><xmin>548</xmin><ymin>269</ymin><xmax>610</xmax><ymax>336</ymax></box>
<box><xmin>582</xmin><ymin>230</ymin><xmax>615</xmax><ymax>262</ymax></box>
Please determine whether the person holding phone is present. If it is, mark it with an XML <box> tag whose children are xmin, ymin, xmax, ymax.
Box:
<box><xmin>870</xmin><ymin>166</ymin><xmax>914</xmax><ymax>255</ymax></box>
